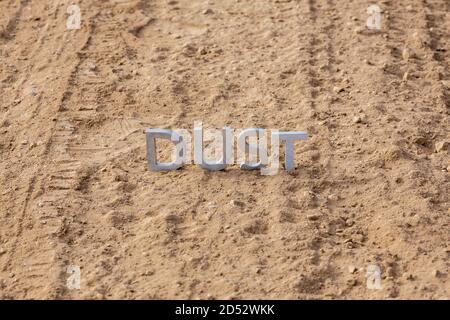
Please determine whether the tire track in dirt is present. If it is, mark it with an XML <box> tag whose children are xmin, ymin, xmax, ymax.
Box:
<box><xmin>280</xmin><ymin>0</ymin><xmax>344</xmax><ymax>298</ymax></box>
<box><xmin>251</xmin><ymin>0</ymin><xmax>343</xmax><ymax>298</ymax></box>
<box><xmin>386</xmin><ymin>0</ymin><xmax>449</xmax><ymax>216</ymax></box>
<box><xmin>266</xmin><ymin>0</ymin><xmax>449</xmax><ymax>298</ymax></box>
<box><xmin>319</xmin><ymin>0</ymin><xmax>450</xmax><ymax>298</ymax></box>
<box><xmin>303</xmin><ymin>0</ymin><xmax>319</xmax><ymax>113</ymax></box>
<box><xmin>46</xmin><ymin>18</ymin><xmax>136</xmax><ymax>298</ymax></box>
<box><xmin>419</xmin><ymin>0</ymin><xmax>450</xmax><ymax>110</ymax></box>
<box><xmin>47</xmin><ymin>1</ymin><xmax>159</xmax><ymax>298</ymax></box>
<box><xmin>0</xmin><ymin>4</ymin><xmax>97</xmax><ymax>298</ymax></box>
<box><xmin>0</xmin><ymin>0</ymin><xmax>28</xmax><ymax>41</ymax></box>
<box><xmin>313</xmin><ymin>0</ymin><xmax>413</xmax><ymax>298</ymax></box>
<box><xmin>6</xmin><ymin>1</ymin><xmax>66</xmax><ymax>129</ymax></box>
<box><xmin>414</xmin><ymin>0</ymin><xmax>450</xmax><ymax>213</ymax></box>
<box><xmin>390</xmin><ymin>0</ymin><xmax>449</xmax><ymax>297</ymax></box>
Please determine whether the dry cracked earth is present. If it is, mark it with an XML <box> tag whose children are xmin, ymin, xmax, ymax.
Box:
<box><xmin>0</xmin><ymin>0</ymin><xmax>449</xmax><ymax>299</ymax></box>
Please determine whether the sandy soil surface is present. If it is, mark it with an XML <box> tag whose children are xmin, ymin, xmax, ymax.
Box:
<box><xmin>0</xmin><ymin>0</ymin><xmax>449</xmax><ymax>299</ymax></box>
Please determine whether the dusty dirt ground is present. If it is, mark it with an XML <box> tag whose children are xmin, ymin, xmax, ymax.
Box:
<box><xmin>0</xmin><ymin>0</ymin><xmax>449</xmax><ymax>299</ymax></box>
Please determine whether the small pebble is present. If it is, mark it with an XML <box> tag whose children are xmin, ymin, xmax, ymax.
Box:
<box><xmin>230</xmin><ymin>200</ymin><xmax>244</xmax><ymax>207</ymax></box>
<box><xmin>402</xmin><ymin>47</ymin><xmax>411</xmax><ymax>61</ymax></box>
<box><xmin>353</xmin><ymin>116</ymin><xmax>363</xmax><ymax>124</ymax></box>
<box><xmin>328</xmin><ymin>194</ymin><xmax>339</xmax><ymax>201</ymax></box>
<box><xmin>432</xmin><ymin>270</ymin><xmax>443</xmax><ymax>278</ymax></box>
<box><xmin>435</xmin><ymin>141</ymin><xmax>449</xmax><ymax>153</ymax></box>
<box><xmin>403</xmin><ymin>71</ymin><xmax>409</xmax><ymax>81</ymax></box>
<box><xmin>206</xmin><ymin>202</ymin><xmax>217</xmax><ymax>210</ymax></box>
<box><xmin>333</xmin><ymin>86</ymin><xmax>344</xmax><ymax>93</ymax></box>
<box><xmin>348</xmin><ymin>265</ymin><xmax>357</xmax><ymax>274</ymax></box>
<box><xmin>307</xmin><ymin>214</ymin><xmax>321</xmax><ymax>221</ymax></box>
